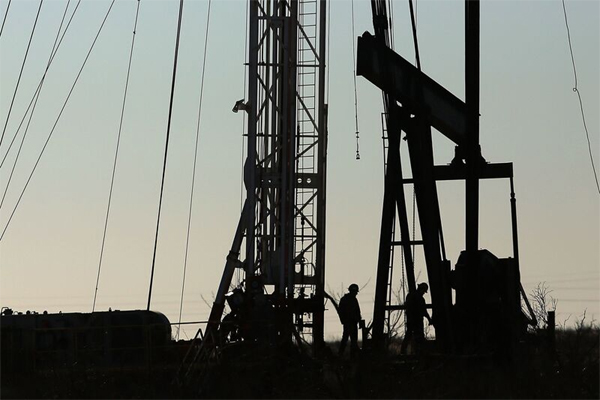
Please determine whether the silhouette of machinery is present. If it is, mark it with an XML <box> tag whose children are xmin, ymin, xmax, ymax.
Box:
<box><xmin>200</xmin><ymin>0</ymin><xmax>537</xmax><ymax>357</ymax></box>
<box><xmin>204</xmin><ymin>0</ymin><xmax>328</xmax><ymax>349</ymax></box>
<box><xmin>360</xmin><ymin>0</ymin><xmax>536</xmax><ymax>354</ymax></box>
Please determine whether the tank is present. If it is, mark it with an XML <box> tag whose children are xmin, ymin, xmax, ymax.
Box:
<box><xmin>1</xmin><ymin>309</ymin><xmax>172</xmax><ymax>372</ymax></box>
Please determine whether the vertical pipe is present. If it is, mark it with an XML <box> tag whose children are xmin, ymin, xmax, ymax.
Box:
<box><xmin>313</xmin><ymin>0</ymin><xmax>328</xmax><ymax>346</ymax></box>
<box><xmin>465</xmin><ymin>0</ymin><xmax>480</xmax><ymax>313</ymax></box>
<box><xmin>286</xmin><ymin>0</ymin><xmax>299</xmax><ymax>297</ymax></box>
<box><xmin>263</xmin><ymin>0</ymin><xmax>273</xmax><ymax>279</ymax></box>
<box><xmin>509</xmin><ymin>177</ymin><xmax>520</xmax><ymax>273</ymax></box>
<box><xmin>509</xmin><ymin>175</ymin><xmax>523</xmax><ymax>332</ymax></box>
<box><xmin>246</xmin><ymin>0</ymin><xmax>259</xmax><ymax>278</ymax></box>
<box><xmin>279</xmin><ymin>0</ymin><xmax>288</xmax><ymax>296</ymax></box>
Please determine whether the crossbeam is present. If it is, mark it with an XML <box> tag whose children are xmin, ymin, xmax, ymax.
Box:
<box><xmin>400</xmin><ymin>162</ymin><xmax>513</xmax><ymax>184</ymax></box>
<box><xmin>357</xmin><ymin>32</ymin><xmax>468</xmax><ymax>146</ymax></box>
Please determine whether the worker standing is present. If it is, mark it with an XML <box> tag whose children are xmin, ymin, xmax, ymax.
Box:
<box><xmin>338</xmin><ymin>283</ymin><xmax>362</xmax><ymax>357</ymax></box>
<box><xmin>400</xmin><ymin>282</ymin><xmax>432</xmax><ymax>355</ymax></box>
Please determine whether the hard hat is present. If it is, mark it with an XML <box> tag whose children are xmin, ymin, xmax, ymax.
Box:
<box><xmin>418</xmin><ymin>282</ymin><xmax>429</xmax><ymax>292</ymax></box>
<box><xmin>348</xmin><ymin>283</ymin><xmax>359</xmax><ymax>293</ymax></box>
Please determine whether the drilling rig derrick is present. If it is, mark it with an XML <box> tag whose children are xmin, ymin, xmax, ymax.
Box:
<box><xmin>205</xmin><ymin>0</ymin><xmax>328</xmax><ymax>349</ymax></box>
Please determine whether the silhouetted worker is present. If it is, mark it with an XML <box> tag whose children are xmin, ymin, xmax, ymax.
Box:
<box><xmin>338</xmin><ymin>283</ymin><xmax>362</xmax><ymax>357</ymax></box>
<box><xmin>400</xmin><ymin>282</ymin><xmax>432</xmax><ymax>355</ymax></box>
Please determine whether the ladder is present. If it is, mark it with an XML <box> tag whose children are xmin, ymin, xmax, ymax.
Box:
<box><xmin>293</xmin><ymin>0</ymin><xmax>320</xmax><ymax>340</ymax></box>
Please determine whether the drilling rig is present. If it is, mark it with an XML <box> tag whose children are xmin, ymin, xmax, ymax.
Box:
<box><xmin>195</xmin><ymin>0</ymin><xmax>536</xmax><ymax>362</ymax></box>
<box><xmin>204</xmin><ymin>0</ymin><xmax>328</xmax><ymax>349</ymax></box>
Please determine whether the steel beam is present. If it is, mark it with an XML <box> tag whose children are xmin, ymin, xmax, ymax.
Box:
<box><xmin>463</xmin><ymin>0</ymin><xmax>480</xmax><ymax>348</ymax></box>
<box><xmin>357</xmin><ymin>32</ymin><xmax>468</xmax><ymax>146</ymax></box>
<box><xmin>434</xmin><ymin>162</ymin><xmax>512</xmax><ymax>181</ymax></box>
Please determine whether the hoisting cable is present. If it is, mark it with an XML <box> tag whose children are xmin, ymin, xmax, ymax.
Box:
<box><xmin>239</xmin><ymin>0</ymin><xmax>249</xmax><ymax>214</ymax></box>
<box><xmin>236</xmin><ymin>0</ymin><xmax>250</xmax><ymax>287</ymax></box>
<box><xmin>0</xmin><ymin>0</ymin><xmax>116</xmax><ymax>242</ymax></box>
<box><xmin>0</xmin><ymin>0</ymin><xmax>44</xmax><ymax>149</ymax></box>
<box><xmin>0</xmin><ymin>0</ymin><xmax>12</xmax><ymax>38</ymax></box>
<box><xmin>408</xmin><ymin>0</ymin><xmax>420</xmax><ymax>273</ymax></box>
<box><xmin>147</xmin><ymin>0</ymin><xmax>185</xmax><ymax>311</ymax></box>
<box><xmin>387</xmin><ymin>0</ymin><xmax>395</xmax><ymax>50</ymax></box>
<box><xmin>0</xmin><ymin>0</ymin><xmax>71</xmax><ymax>211</ymax></box>
<box><xmin>325</xmin><ymin>0</ymin><xmax>331</xmax><ymax>104</ymax></box>
<box><xmin>92</xmin><ymin>0</ymin><xmax>141</xmax><ymax>313</ymax></box>
<box><xmin>414</xmin><ymin>0</ymin><xmax>417</xmax><ymax>29</ymax></box>
<box><xmin>561</xmin><ymin>0</ymin><xmax>599</xmax><ymax>195</ymax></box>
<box><xmin>408</xmin><ymin>0</ymin><xmax>421</xmax><ymax>70</ymax></box>
<box><xmin>350</xmin><ymin>0</ymin><xmax>361</xmax><ymax>160</ymax></box>
<box><xmin>0</xmin><ymin>0</ymin><xmax>82</xmax><ymax>171</ymax></box>
<box><xmin>176</xmin><ymin>0</ymin><xmax>212</xmax><ymax>340</ymax></box>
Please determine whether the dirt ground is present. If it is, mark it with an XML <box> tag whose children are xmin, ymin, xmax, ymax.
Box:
<box><xmin>2</xmin><ymin>327</ymin><xmax>598</xmax><ymax>399</ymax></box>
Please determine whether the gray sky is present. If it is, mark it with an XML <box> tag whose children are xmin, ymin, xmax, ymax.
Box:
<box><xmin>0</xmin><ymin>0</ymin><xmax>598</xmax><ymax>340</ymax></box>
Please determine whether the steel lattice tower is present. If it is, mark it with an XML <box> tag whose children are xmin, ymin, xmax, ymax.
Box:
<box><xmin>206</xmin><ymin>0</ymin><xmax>328</xmax><ymax>346</ymax></box>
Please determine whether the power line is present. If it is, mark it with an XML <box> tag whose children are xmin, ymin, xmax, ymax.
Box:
<box><xmin>147</xmin><ymin>0</ymin><xmax>185</xmax><ymax>311</ymax></box>
<box><xmin>92</xmin><ymin>0</ymin><xmax>141</xmax><ymax>313</ymax></box>
<box><xmin>0</xmin><ymin>0</ymin><xmax>116</xmax><ymax>242</ymax></box>
<box><xmin>0</xmin><ymin>0</ymin><xmax>71</xmax><ymax>210</ymax></box>
<box><xmin>561</xmin><ymin>0</ymin><xmax>599</xmax><ymax>195</ymax></box>
<box><xmin>177</xmin><ymin>0</ymin><xmax>212</xmax><ymax>341</ymax></box>
<box><xmin>0</xmin><ymin>0</ymin><xmax>12</xmax><ymax>38</ymax></box>
<box><xmin>0</xmin><ymin>0</ymin><xmax>44</xmax><ymax>149</ymax></box>
<box><xmin>0</xmin><ymin>0</ymin><xmax>82</xmax><ymax>171</ymax></box>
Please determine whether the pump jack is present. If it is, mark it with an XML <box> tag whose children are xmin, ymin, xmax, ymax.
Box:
<box><xmin>359</xmin><ymin>0</ymin><xmax>536</xmax><ymax>354</ymax></box>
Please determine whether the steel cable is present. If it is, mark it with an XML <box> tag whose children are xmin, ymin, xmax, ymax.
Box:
<box><xmin>0</xmin><ymin>0</ymin><xmax>71</xmax><ymax>210</ymax></box>
<box><xmin>326</xmin><ymin>0</ymin><xmax>331</xmax><ymax>104</ymax></box>
<box><xmin>408</xmin><ymin>0</ymin><xmax>419</xmax><ymax>273</ymax></box>
<box><xmin>0</xmin><ymin>0</ymin><xmax>12</xmax><ymax>38</ymax></box>
<box><xmin>0</xmin><ymin>0</ymin><xmax>44</xmax><ymax>148</ymax></box>
<box><xmin>0</xmin><ymin>0</ymin><xmax>81</xmax><ymax>171</ymax></box>
<box><xmin>0</xmin><ymin>0</ymin><xmax>116</xmax><ymax>242</ymax></box>
<box><xmin>147</xmin><ymin>0</ymin><xmax>185</xmax><ymax>311</ymax></box>
<box><xmin>92</xmin><ymin>0</ymin><xmax>141</xmax><ymax>313</ymax></box>
<box><xmin>236</xmin><ymin>0</ymin><xmax>250</xmax><ymax>288</ymax></box>
<box><xmin>239</xmin><ymin>0</ymin><xmax>249</xmax><ymax>214</ymax></box>
<box><xmin>561</xmin><ymin>0</ymin><xmax>599</xmax><ymax>195</ymax></box>
<box><xmin>177</xmin><ymin>0</ymin><xmax>212</xmax><ymax>340</ymax></box>
<box><xmin>350</xmin><ymin>0</ymin><xmax>360</xmax><ymax>160</ymax></box>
